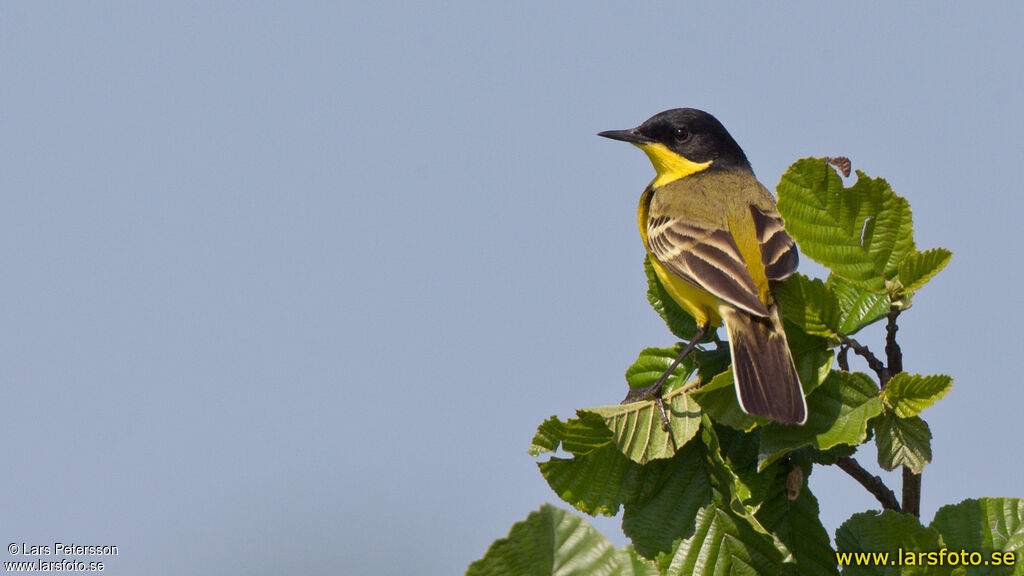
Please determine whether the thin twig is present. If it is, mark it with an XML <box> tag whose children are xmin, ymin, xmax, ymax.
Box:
<box><xmin>838</xmin><ymin>335</ymin><xmax>889</xmax><ymax>382</ymax></box>
<box><xmin>837</xmin><ymin>345</ymin><xmax>850</xmax><ymax>372</ymax></box>
<box><xmin>835</xmin><ymin>456</ymin><xmax>901</xmax><ymax>512</ymax></box>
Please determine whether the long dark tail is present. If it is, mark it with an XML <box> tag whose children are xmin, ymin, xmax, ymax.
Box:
<box><xmin>719</xmin><ymin>304</ymin><xmax>807</xmax><ymax>425</ymax></box>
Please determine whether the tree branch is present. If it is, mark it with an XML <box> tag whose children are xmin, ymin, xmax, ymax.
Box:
<box><xmin>884</xmin><ymin>308</ymin><xmax>903</xmax><ymax>386</ymax></box>
<box><xmin>838</xmin><ymin>335</ymin><xmax>889</xmax><ymax>382</ymax></box>
<box><xmin>837</xmin><ymin>345</ymin><xmax>850</xmax><ymax>372</ymax></box>
<box><xmin>885</xmin><ymin>307</ymin><xmax>921</xmax><ymax>516</ymax></box>
<box><xmin>835</xmin><ymin>456</ymin><xmax>901</xmax><ymax>512</ymax></box>
<box><xmin>902</xmin><ymin>468</ymin><xmax>921</xmax><ymax>517</ymax></box>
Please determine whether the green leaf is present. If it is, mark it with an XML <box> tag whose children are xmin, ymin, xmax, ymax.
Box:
<box><xmin>620</xmin><ymin>421</ymin><xmax>787</xmax><ymax>567</ymax></box>
<box><xmin>777</xmin><ymin>158</ymin><xmax>915</xmax><ymax>293</ymax></box>
<box><xmin>587</xmin><ymin>386</ymin><xmax>702</xmax><ymax>464</ymax></box>
<box><xmin>775</xmin><ymin>273</ymin><xmax>841</xmax><ymax>337</ymax></box>
<box><xmin>466</xmin><ymin>504</ymin><xmax>658</xmax><ymax>576</ymax></box>
<box><xmin>546</xmin><ymin>347</ymin><xmax>704</xmax><ymax>465</ymax></box>
<box><xmin>873</xmin><ymin>412</ymin><xmax>932</xmax><ymax>473</ymax></box>
<box><xmin>625</xmin><ymin>346</ymin><xmax>697</xmax><ymax>394</ymax></box>
<box><xmin>661</xmin><ymin>501</ymin><xmax>786</xmax><ymax>576</ymax></box>
<box><xmin>700</xmin><ymin>421</ymin><xmax>788</xmax><ymax>544</ymax></box>
<box><xmin>690</xmin><ymin>367</ymin><xmax>763</xmax><ymax>432</ymax></box>
<box><xmin>898</xmin><ymin>248</ymin><xmax>952</xmax><ymax>294</ymax></box>
<box><xmin>759</xmin><ymin>371</ymin><xmax>883</xmax><ymax>470</ymax></box>
<box><xmin>537</xmin><ymin>443</ymin><xmax>639</xmax><ymax>517</ymax></box>
<box><xmin>621</xmin><ymin>434</ymin><xmax>716</xmax><ymax>560</ymax></box>
<box><xmin>836</xmin><ymin>510</ymin><xmax>954</xmax><ymax>575</ymax></box>
<box><xmin>828</xmin><ymin>274</ymin><xmax>893</xmax><ymax>335</ymax></box>
<box><xmin>645</xmin><ymin>255</ymin><xmax>701</xmax><ymax>341</ymax></box>
<box><xmin>528</xmin><ymin>416</ymin><xmax>563</xmax><ymax>456</ymax></box>
<box><xmin>654</xmin><ymin>421</ymin><xmax>790</xmax><ymax>574</ymax></box>
<box><xmin>532</xmin><ymin>411</ymin><xmax>660</xmax><ymax>516</ymax></box>
<box><xmin>930</xmin><ymin>498</ymin><xmax>1024</xmax><ymax>576</ymax></box>
<box><xmin>882</xmin><ymin>373</ymin><xmax>953</xmax><ymax>418</ymax></box>
<box><xmin>532</xmin><ymin>415</ymin><xmax>776</xmax><ymax>566</ymax></box>
<box><xmin>713</xmin><ymin>425</ymin><xmax>779</xmax><ymax>509</ymax></box>
<box><xmin>529</xmin><ymin>412</ymin><xmax>613</xmax><ymax>457</ymax></box>
<box><xmin>755</xmin><ymin>459</ymin><xmax>840</xmax><ymax>576</ymax></box>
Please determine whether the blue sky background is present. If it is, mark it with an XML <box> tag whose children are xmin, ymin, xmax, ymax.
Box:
<box><xmin>3</xmin><ymin>3</ymin><xmax>1022</xmax><ymax>574</ymax></box>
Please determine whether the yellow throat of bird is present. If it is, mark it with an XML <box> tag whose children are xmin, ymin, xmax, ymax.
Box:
<box><xmin>638</xmin><ymin>142</ymin><xmax>713</xmax><ymax>188</ymax></box>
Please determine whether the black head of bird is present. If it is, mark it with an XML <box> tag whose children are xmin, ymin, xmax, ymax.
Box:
<box><xmin>598</xmin><ymin>108</ymin><xmax>751</xmax><ymax>173</ymax></box>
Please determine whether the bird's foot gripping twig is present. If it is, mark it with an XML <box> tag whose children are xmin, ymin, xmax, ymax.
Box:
<box><xmin>622</xmin><ymin>323</ymin><xmax>709</xmax><ymax>432</ymax></box>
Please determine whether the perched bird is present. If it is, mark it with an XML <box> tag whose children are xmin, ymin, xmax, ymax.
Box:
<box><xmin>599</xmin><ymin>108</ymin><xmax>807</xmax><ymax>425</ymax></box>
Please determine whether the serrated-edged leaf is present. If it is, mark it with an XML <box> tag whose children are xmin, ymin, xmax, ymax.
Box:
<box><xmin>625</xmin><ymin>346</ymin><xmax>697</xmax><ymax>394</ymax></box>
<box><xmin>874</xmin><ymin>413</ymin><xmax>932</xmax><ymax>473</ymax></box>
<box><xmin>713</xmin><ymin>425</ymin><xmax>779</xmax><ymax>509</ymax></box>
<box><xmin>534</xmin><ymin>417</ymin><xmax>776</xmax><ymax>562</ymax></box>
<box><xmin>645</xmin><ymin>255</ymin><xmax>701</xmax><ymax>340</ymax></box>
<box><xmin>828</xmin><ymin>274</ymin><xmax>893</xmax><ymax>335</ymax></box>
<box><xmin>661</xmin><ymin>500</ymin><xmax>786</xmax><ymax>576</ymax></box>
<box><xmin>775</xmin><ymin>273</ymin><xmax>841</xmax><ymax>336</ymax></box>
<box><xmin>532</xmin><ymin>411</ymin><xmax>654</xmax><ymax>516</ymax></box>
<box><xmin>836</xmin><ymin>510</ymin><xmax>953</xmax><ymax>576</ymax></box>
<box><xmin>529</xmin><ymin>416</ymin><xmax>564</xmax><ymax>456</ymax></box>
<box><xmin>466</xmin><ymin>504</ymin><xmax>657</xmax><ymax>576</ymax></box>
<box><xmin>930</xmin><ymin>498</ymin><xmax>1024</xmax><ymax>576</ymax></box>
<box><xmin>622</xmin><ymin>420</ymin><xmax>790</xmax><ymax>567</ymax></box>
<box><xmin>898</xmin><ymin>248</ymin><xmax>952</xmax><ymax>294</ymax></box>
<box><xmin>882</xmin><ymin>373</ymin><xmax>953</xmax><ymax>418</ymax></box>
<box><xmin>621</xmin><ymin>436</ymin><xmax>715</xmax><ymax>560</ymax></box>
<box><xmin>691</xmin><ymin>367</ymin><xmax>763</xmax><ymax>432</ymax></box>
<box><xmin>588</xmin><ymin>387</ymin><xmax>702</xmax><ymax>464</ymax></box>
<box><xmin>759</xmin><ymin>371</ymin><xmax>883</xmax><ymax>470</ymax></box>
<box><xmin>700</xmin><ymin>420</ymin><xmax>789</xmax><ymax>552</ymax></box>
<box><xmin>529</xmin><ymin>412</ymin><xmax>613</xmax><ymax>457</ymax></box>
<box><xmin>756</xmin><ymin>460</ymin><xmax>840</xmax><ymax>576</ymax></box>
<box><xmin>777</xmin><ymin>158</ymin><xmax>915</xmax><ymax>293</ymax></box>
<box><xmin>537</xmin><ymin>443</ymin><xmax>643</xmax><ymax>517</ymax></box>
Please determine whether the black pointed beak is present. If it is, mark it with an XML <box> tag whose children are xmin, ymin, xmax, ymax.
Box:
<box><xmin>597</xmin><ymin>128</ymin><xmax>653</xmax><ymax>144</ymax></box>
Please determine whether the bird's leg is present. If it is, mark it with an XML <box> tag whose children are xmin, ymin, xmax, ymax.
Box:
<box><xmin>623</xmin><ymin>323</ymin><xmax>709</xmax><ymax>403</ymax></box>
<box><xmin>622</xmin><ymin>323</ymin><xmax>710</xmax><ymax>431</ymax></box>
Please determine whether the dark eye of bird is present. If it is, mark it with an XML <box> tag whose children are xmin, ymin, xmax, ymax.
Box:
<box><xmin>674</xmin><ymin>126</ymin><xmax>690</xmax><ymax>141</ymax></box>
